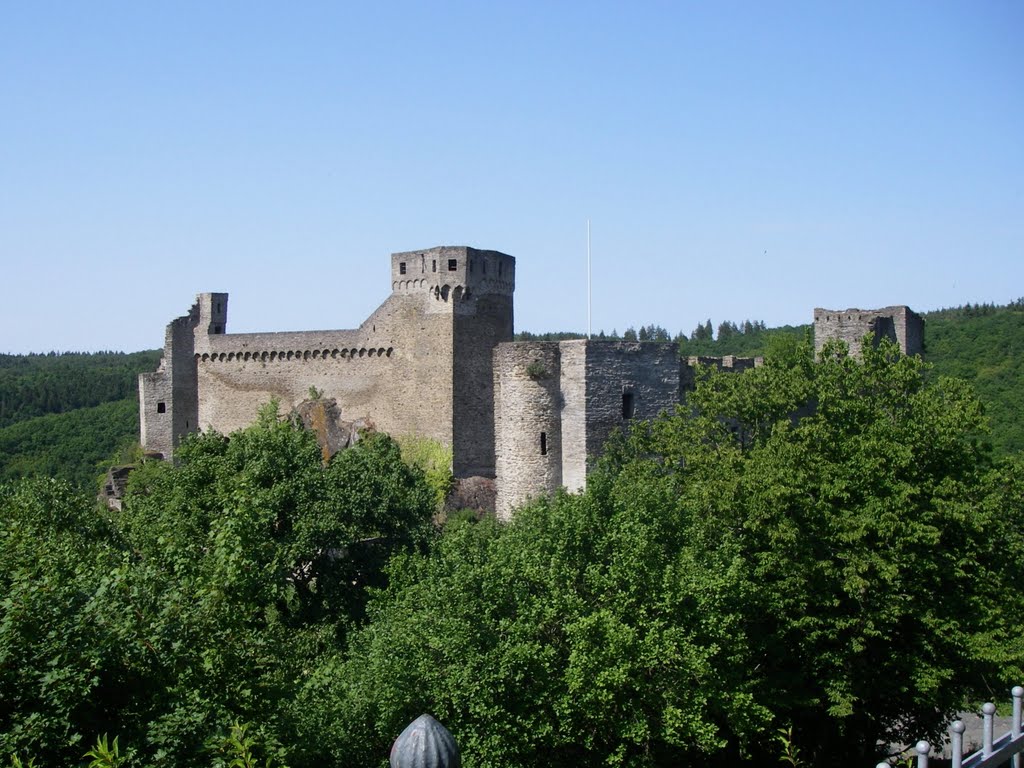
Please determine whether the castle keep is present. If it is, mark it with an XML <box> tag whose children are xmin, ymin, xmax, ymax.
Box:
<box><xmin>141</xmin><ymin>245</ymin><xmax>920</xmax><ymax>518</ymax></box>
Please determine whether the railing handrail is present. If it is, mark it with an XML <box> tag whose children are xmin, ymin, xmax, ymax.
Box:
<box><xmin>875</xmin><ymin>686</ymin><xmax>1024</xmax><ymax>768</ymax></box>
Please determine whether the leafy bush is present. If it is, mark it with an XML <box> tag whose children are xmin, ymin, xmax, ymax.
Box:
<box><xmin>395</xmin><ymin>434</ymin><xmax>454</xmax><ymax>511</ymax></box>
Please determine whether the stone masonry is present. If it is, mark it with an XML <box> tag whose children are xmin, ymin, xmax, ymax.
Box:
<box><xmin>141</xmin><ymin>246</ymin><xmax>919</xmax><ymax>518</ymax></box>
<box><xmin>493</xmin><ymin>340</ymin><xmax>684</xmax><ymax>519</ymax></box>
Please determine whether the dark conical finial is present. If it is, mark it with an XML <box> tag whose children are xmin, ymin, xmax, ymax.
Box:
<box><xmin>390</xmin><ymin>714</ymin><xmax>461</xmax><ymax>768</ymax></box>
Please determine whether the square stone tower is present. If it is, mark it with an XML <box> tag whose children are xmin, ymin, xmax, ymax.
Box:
<box><xmin>813</xmin><ymin>306</ymin><xmax>923</xmax><ymax>357</ymax></box>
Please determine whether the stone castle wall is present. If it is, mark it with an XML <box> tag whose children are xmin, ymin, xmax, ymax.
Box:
<box><xmin>193</xmin><ymin>293</ymin><xmax>455</xmax><ymax>450</ymax></box>
<box><xmin>493</xmin><ymin>343</ymin><xmax>564</xmax><ymax>519</ymax></box>
<box><xmin>140</xmin><ymin>247</ymin><xmax>515</xmax><ymax>472</ymax></box>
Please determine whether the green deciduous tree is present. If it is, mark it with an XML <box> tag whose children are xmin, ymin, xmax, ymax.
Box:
<box><xmin>306</xmin><ymin>338</ymin><xmax>1024</xmax><ymax>768</ymax></box>
<box><xmin>0</xmin><ymin>406</ymin><xmax>436</xmax><ymax>767</ymax></box>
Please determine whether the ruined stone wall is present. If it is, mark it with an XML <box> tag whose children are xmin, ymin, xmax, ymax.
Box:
<box><xmin>682</xmin><ymin>355</ymin><xmax>763</xmax><ymax>391</ymax></box>
<box><xmin>814</xmin><ymin>306</ymin><xmax>923</xmax><ymax>357</ymax></box>
<box><xmin>139</xmin><ymin>308</ymin><xmax>195</xmax><ymax>458</ymax></box>
<box><xmin>493</xmin><ymin>343</ymin><xmax>563</xmax><ymax>520</ymax></box>
<box><xmin>558</xmin><ymin>342</ymin><xmax>587</xmax><ymax>493</ymax></box>
<box><xmin>890</xmin><ymin>305</ymin><xmax>924</xmax><ymax>355</ymax></box>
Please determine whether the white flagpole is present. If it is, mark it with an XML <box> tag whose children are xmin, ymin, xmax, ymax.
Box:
<box><xmin>587</xmin><ymin>219</ymin><xmax>592</xmax><ymax>339</ymax></box>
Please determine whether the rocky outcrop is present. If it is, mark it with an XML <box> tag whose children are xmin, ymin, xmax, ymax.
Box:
<box><xmin>293</xmin><ymin>398</ymin><xmax>375</xmax><ymax>463</ymax></box>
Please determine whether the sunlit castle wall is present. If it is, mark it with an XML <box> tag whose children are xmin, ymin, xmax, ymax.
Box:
<box><xmin>493</xmin><ymin>342</ymin><xmax>563</xmax><ymax>521</ymax></box>
<box><xmin>139</xmin><ymin>247</ymin><xmax>514</xmax><ymax>479</ymax></box>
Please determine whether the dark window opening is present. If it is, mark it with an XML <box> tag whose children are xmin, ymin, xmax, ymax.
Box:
<box><xmin>448</xmin><ymin>259</ymin><xmax>458</xmax><ymax>271</ymax></box>
<box><xmin>157</xmin><ymin>402</ymin><xmax>166</xmax><ymax>414</ymax></box>
<box><xmin>213</xmin><ymin>325</ymin><xmax>222</xmax><ymax>333</ymax></box>
<box><xmin>432</xmin><ymin>259</ymin><xmax>437</xmax><ymax>272</ymax></box>
<box><xmin>622</xmin><ymin>392</ymin><xmax>635</xmax><ymax>420</ymax></box>
<box><xmin>482</xmin><ymin>260</ymin><xmax>487</xmax><ymax>274</ymax></box>
<box><xmin>216</xmin><ymin>302</ymin><xmax>221</xmax><ymax>313</ymax></box>
<box><xmin>399</xmin><ymin>262</ymin><xmax>407</xmax><ymax>275</ymax></box>
<box><xmin>499</xmin><ymin>261</ymin><xmax>503</xmax><ymax>276</ymax></box>
<box><xmin>540</xmin><ymin>431</ymin><xmax>547</xmax><ymax>456</ymax></box>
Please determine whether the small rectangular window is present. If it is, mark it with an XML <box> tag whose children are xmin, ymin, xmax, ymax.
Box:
<box><xmin>213</xmin><ymin>325</ymin><xmax>222</xmax><ymax>334</ymax></box>
<box><xmin>540</xmin><ymin>431</ymin><xmax>547</xmax><ymax>456</ymax></box>
<box><xmin>499</xmin><ymin>261</ymin><xmax>503</xmax><ymax>276</ymax></box>
<box><xmin>622</xmin><ymin>392</ymin><xmax>635</xmax><ymax>420</ymax></box>
<box><xmin>157</xmin><ymin>402</ymin><xmax>166</xmax><ymax>414</ymax></box>
<box><xmin>482</xmin><ymin>260</ymin><xmax>487</xmax><ymax>274</ymax></box>
<box><xmin>399</xmin><ymin>262</ymin><xmax>407</xmax><ymax>275</ymax></box>
<box><xmin>448</xmin><ymin>259</ymin><xmax>458</xmax><ymax>271</ymax></box>
<box><xmin>432</xmin><ymin>259</ymin><xmax>437</xmax><ymax>272</ymax></box>
<box><xmin>216</xmin><ymin>302</ymin><xmax>221</xmax><ymax>312</ymax></box>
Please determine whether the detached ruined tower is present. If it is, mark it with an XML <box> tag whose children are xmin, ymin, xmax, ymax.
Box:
<box><xmin>140</xmin><ymin>246</ymin><xmax>515</xmax><ymax>480</ymax></box>
<box><xmin>813</xmin><ymin>306</ymin><xmax>923</xmax><ymax>358</ymax></box>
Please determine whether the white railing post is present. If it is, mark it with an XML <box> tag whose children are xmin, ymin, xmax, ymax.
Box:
<box><xmin>949</xmin><ymin>720</ymin><xmax>965</xmax><ymax>768</ymax></box>
<box><xmin>983</xmin><ymin>701</ymin><xmax>996</xmax><ymax>757</ymax></box>
<box><xmin>1013</xmin><ymin>685</ymin><xmax>1023</xmax><ymax>768</ymax></box>
<box><xmin>915</xmin><ymin>740</ymin><xmax>930</xmax><ymax>768</ymax></box>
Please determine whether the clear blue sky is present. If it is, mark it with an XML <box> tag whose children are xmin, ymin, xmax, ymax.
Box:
<box><xmin>1</xmin><ymin>1</ymin><xmax>1021</xmax><ymax>353</ymax></box>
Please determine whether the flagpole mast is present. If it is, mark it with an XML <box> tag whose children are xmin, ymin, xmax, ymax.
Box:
<box><xmin>587</xmin><ymin>219</ymin><xmax>592</xmax><ymax>339</ymax></box>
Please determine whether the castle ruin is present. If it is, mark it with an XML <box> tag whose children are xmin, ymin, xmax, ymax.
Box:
<box><xmin>813</xmin><ymin>306</ymin><xmax>923</xmax><ymax>357</ymax></box>
<box><xmin>141</xmin><ymin>245</ymin><xmax>919</xmax><ymax>518</ymax></box>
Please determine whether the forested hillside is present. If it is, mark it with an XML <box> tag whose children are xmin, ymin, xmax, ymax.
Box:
<box><xmin>0</xmin><ymin>399</ymin><xmax>139</xmax><ymax>488</ymax></box>
<box><xmin>619</xmin><ymin>302</ymin><xmax>1023</xmax><ymax>455</ymax></box>
<box><xmin>0</xmin><ymin>351</ymin><xmax>159</xmax><ymax>488</ymax></box>
<box><xmin>0</xmin><ymin>350</ymin><xmax>159</xmax><ymax>427</ymax></box>
<box><xmin>923</xmin><ymin>301</ymin><xmax>1024</xmax><ymax>454</ymax></box>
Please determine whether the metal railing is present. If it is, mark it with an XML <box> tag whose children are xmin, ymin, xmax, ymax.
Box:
<box><xmin>877</xmin><ymin>687</ymin><xmax>1024</xmax><ymax>768</ymax></box>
